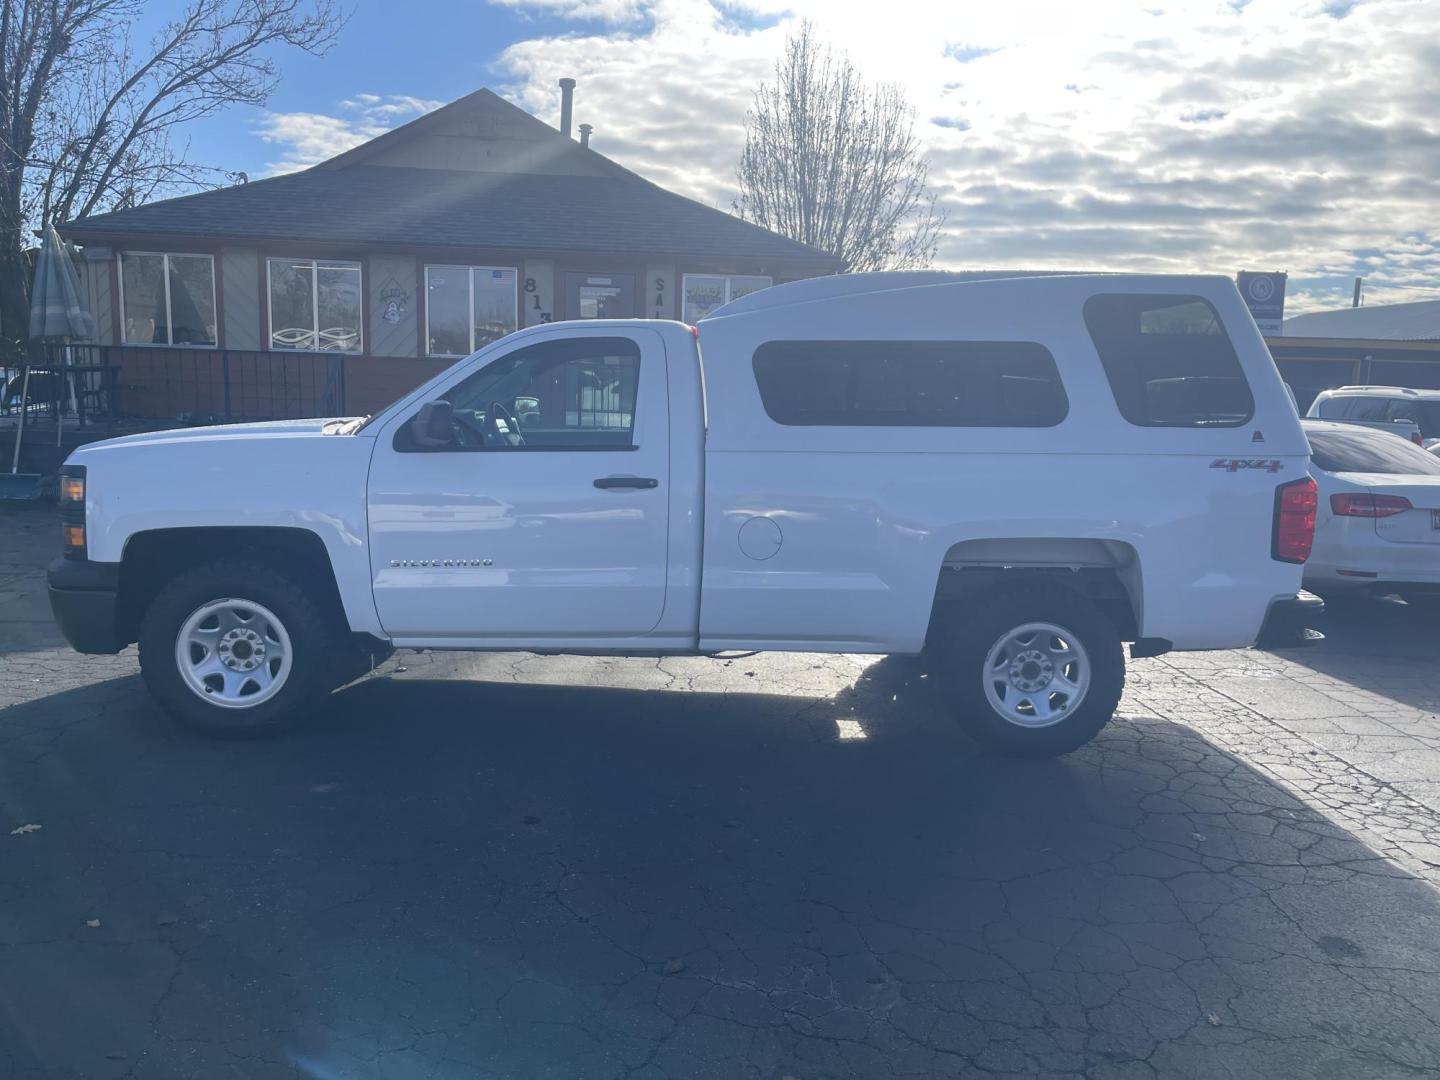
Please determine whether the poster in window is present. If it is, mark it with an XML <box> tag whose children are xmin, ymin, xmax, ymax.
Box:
<box><xmin>683</xmin><ymin>276</ymin><xmax>727</xmax><ymax>322</ymax></box>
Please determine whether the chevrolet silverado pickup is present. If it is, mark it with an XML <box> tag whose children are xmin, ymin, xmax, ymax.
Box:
<box><xmin>48</xmin><ymin>272</ymin><xmax>1320</xmax><ymax>756</ymax></box>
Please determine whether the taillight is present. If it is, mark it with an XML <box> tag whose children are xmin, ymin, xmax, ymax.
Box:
<box><xmin>1413</xmin><ymin>433</ymin><xmax>1425</xmax><ymax>446</ymax></box>
<box><xmin>1330</xmin><ymin>492</ymin><xmax>1412</xmax><ymax>518</ymax></box>
<box><xmin>1273</xmin><ymin>477</ymin><xmax>1317</xmax><ymax>563</ymax></box>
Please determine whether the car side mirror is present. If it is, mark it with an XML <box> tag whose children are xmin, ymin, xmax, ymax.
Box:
<box><xmin>409</xmin><ymin>400</ymin><xmax>455</xmax><ymax>449</ymax></box>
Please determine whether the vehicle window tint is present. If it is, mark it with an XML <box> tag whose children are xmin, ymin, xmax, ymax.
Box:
<box><xmin>1418</xmin><ymin>403</ymin><xmax>1440</xmax><ymax>439</ymax></box>
<box><xmin>751</xmin><ymin>340</ymin><xmax>1067</xmax><ymax>427</ymax></box>
<box><xmin>1387</xmin><ymin>402</ymin><xmax>1420</xmax><ymax>424</ymax></box>
<box><xmin>1307</xmin><ymin>427</ymin><xmax>1440</xmax><ymax>475</ymax></box>
<box><xmin>1083</xmin><ymin>294</ymin><xmax>1253</xmax><ymax>427</ymax></box>
<box><xmin>1321</xmin><ymin>396</ymin><xmax>1388</xmax><ymax>421</ymax></box>
<box><xmin>437</xmin><ymin>336</ymin><xmax>640</xmax><ymax>450</ymax></box>
<box><xmin>1383</xmin><ymin>399</ymin><xmax>1440</xmax><ymax>438</ymax></box>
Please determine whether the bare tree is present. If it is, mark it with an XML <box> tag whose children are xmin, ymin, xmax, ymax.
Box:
<box><xmin>734</xmin><ymin>23</ymin><xmax>946</xmax><ymax>273</ymax></box>
<box><xmin>0</xmin><ymin>0</ymin><xmax>343</xmax><ymax>355</ymax></box>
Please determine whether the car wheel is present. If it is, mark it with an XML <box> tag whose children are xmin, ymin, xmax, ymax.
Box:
<box><xmin>139</xmin><ymin>560</ymin><xmax>343</xmax><ymax>737</ymax></box>
<box><xmin>927</xmin><ymin>582</ymin><xmax>1125</xmax><ymax>757</ymax></box>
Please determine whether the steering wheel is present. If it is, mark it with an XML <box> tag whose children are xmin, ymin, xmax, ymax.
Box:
<box><xmin>485</xmin><ymin>400</ymin><xmax>526</xmax><ymax>448</ymax></box>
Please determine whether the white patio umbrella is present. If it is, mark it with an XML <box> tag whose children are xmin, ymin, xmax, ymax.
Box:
<box><xmin>29</xmin><ymin>224</ymin><xmax>94</xmax><ymax>446</ymax></box>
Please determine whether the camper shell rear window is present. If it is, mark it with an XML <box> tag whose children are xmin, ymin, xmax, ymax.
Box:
<box><xmin>751</xmin><ymin>340</ymin><xmax>1068</xmax><ymax>428</ymax></box>
<box><xmin>1083</xmin><ymin>294</ymin><xmax>1254</xmax><ymax>427</ymax></box>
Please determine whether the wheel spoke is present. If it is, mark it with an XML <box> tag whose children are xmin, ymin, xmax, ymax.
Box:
<box><xmin>249</xmin><ymin>660</ymin><xmax>278</xmax><ymax>691</ymax></box>
<box><xmin>1023</xmin><ymin>693</ymin><xmax>1054</xmax><ymax>720</ymax></box>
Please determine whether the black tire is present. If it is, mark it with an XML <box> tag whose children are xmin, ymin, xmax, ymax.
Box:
<box><xmin>926</xmin><ymin>582</ymin><xmax>1125</xmax><ymax>758</ymax></box>
<box><xmin>138</xmin><ymin>559</ymin><xmax>345</xmax><ymax>738</ymax></box>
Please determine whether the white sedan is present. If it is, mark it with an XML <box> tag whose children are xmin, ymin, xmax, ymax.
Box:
<box><xmin>1303</xmin><ymin>419</ymin><xmax>1440</xmax><ymax>601</ymax></box>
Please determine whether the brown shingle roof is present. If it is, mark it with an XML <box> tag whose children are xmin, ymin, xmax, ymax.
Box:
<box><xmin>61</xmin><ymin>164</ymin><xmax>839</xmax><ymax>266</ymax></box>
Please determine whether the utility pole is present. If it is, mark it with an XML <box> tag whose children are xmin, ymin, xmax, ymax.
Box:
<box><xmin>1352</xmin><ymin>277</ymin><xmax>1363</xmax><ymax>307</ymax></box>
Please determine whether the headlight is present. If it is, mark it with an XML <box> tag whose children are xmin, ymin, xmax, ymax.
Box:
<box><xmin>59</xmin><ymin>465</ymin><xmax>86</xmax><ymax>559</ymax></box>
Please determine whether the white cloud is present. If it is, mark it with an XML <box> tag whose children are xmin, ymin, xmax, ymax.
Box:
<box><xmin>488</xmin><ymin>0</ymin><xmax>1440</xmax><ymax>312</ymax></box>
<box><xmin>256</xmin><ymin>94</ymin><xmax>444</xmax><ymax>174</ymax></box>
<box><xmin>488</xmin><ymin>0</ymin><xmax>648</xmax><ymax>20</ymax></box>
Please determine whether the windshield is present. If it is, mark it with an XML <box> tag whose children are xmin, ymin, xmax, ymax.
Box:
<box><xmin>1307</xmin><ymin>426</ymin><xmax>1440</xmax><ymax>475</ymax></box>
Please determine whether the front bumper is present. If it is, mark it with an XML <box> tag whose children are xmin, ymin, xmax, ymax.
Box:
<box><xmin>47</xmin><ymin>557</ymin><xmax>126</xmax><ymax>654</ymax></box>
<box><xmin>1254</xmin><ymin>591</ymin><xmax>1325</xmax><ymax>650</ymax></box>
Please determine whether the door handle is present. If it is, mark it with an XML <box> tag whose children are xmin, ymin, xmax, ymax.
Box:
<box><xmin>594</xmin><ymin>476</ymin><xmax>658</xmax><ymax>490</ymax></box>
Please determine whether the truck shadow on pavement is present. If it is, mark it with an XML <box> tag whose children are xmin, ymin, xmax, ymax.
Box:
<box><xmin>1266</xmin><ymin>594</ymin><xmax>1440</xmax><ymax>714</ymax></box>
<box><xmin>2</xmin><ymin>660</ymin><xmax>1439</xmax><ymax>1079</ymax></box>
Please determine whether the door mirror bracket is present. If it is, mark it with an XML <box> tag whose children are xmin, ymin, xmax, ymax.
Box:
<box><xmin>409</xmin><ymin>400</ymin><xmax>456</xmax><ymax>449</ymax></box>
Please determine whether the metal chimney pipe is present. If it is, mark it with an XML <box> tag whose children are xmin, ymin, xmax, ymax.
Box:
<box><xmin>579</xmin><ymin>123</ymin><xmax>592</xmax><ymax>149</ymax></box>
<box><xmin>558</xmin><ymin>78</ymin><xmax>576</xmax><ymax>138</ymax></box>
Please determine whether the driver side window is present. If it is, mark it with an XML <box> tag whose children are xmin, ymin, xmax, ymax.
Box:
<box><xmin>403</xmin><ymin>336</ymin><xmax>642</xmax><ymax>452</ymax></box>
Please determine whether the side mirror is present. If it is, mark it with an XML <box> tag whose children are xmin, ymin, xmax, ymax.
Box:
<box><xmin>409</xmin><ymin>400</ymin><xmax>455</xmax><ymax>449</ymax></box>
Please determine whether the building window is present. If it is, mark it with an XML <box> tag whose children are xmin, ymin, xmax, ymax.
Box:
<box><xmin>267</xmin><ymin>258</ymin><xmax>363</xmax><ymax>352</ymax></box>
<box><xmin>751</xmin><ymin>340</ymin><xmax>1068</xmax><ymax>427</ymax></box>
<box><xmin>1083</xmin><ymin>294</ymin><xmax>1253</xmax><ymax>427</ymax></box>
<box><xmin>426</xmin><ymin>265</ymin><xmax>518</xmax><ymax>356</ymax></box>
<box><xmin>681</xmin><ymin>274</ymin><xmax>772</xmax><ymax>322</ymax></box>
<box><xmin>119</xmin><ymin>252</ymin><xmax>216</xmax><ymax>346</ymax></box>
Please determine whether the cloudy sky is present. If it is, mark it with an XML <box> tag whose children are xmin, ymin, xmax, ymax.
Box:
<box><xmin>153</xmin><ymin>0</ymin><xmax>1440</xmax><ymax>314</ymax></box>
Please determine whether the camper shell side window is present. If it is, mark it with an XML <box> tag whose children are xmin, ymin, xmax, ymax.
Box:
<box><xmin>750</xmin><ymin>340</ymin><xmax>1068</xmax><ymax>428</ymax></box>
<box><xmin>1083</xmin><ymin>293</ymin><xmax>1255</xmax><ymax>428</ymax></box>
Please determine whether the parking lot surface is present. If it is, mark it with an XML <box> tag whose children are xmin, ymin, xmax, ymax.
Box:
<box><xmin>3</xmin><ymin>504</ymin><xmax>1440</xmax><ymax>1079</ymax></box>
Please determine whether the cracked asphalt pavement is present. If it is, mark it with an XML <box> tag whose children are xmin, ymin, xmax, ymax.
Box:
<box><xmin>3</xmin><ymin>504</ymin><xmax>1440</xmax><ymax>1078</ymax></box>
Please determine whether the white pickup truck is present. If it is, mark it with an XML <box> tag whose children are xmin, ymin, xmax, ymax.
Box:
<box><xmin>48</xmin><ymin>272</ymin><xmax>1320</xmax><ymax>756</ymax></box>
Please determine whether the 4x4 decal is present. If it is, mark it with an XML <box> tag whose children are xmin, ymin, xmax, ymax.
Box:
<box><xmin>1210</xmin><ymin>458</ymin><xmax>1284</xmax><ymax>473</ymax></box>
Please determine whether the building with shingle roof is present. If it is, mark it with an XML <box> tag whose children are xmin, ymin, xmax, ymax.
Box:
<box><xmin>59</xmin><ymin>84</ymin><xmax>839</xmax><ymax>417</ymax></box>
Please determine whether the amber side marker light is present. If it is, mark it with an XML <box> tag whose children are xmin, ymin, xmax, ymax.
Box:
<box><xmin>58</xmin><ymin>466</ymin><xmax>86</xmax><ymax>558</ymax></box>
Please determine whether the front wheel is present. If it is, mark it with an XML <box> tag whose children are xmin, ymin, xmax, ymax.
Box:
<box><xmin>927</xmin><ymin>583</ymin><xmax>1125</xmax><ymax>757</ymax></box>
<box><xmin>139</xmin><ymin>560</ymin><xmax>344</xmax><ymax>737</ymax></box>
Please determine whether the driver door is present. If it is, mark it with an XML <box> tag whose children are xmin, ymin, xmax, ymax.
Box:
<box><xmin>367</xmin><ymin>328</ymin><xmax>670</xmax><ymax>641</ymax></box>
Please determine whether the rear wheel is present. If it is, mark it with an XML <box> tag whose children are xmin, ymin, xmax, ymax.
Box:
<box><xmin>139</xmin><ymin>560</ymin><xmax>344</xmax><ymax>737</ymax></box>
<box><xmin>927</xmin><ymin>583</ymin><xmax>1125</xmax><ymax>757</ymax></box>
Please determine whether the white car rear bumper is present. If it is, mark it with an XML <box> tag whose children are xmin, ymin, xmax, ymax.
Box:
<box><xmin>1305</xmin><ymin>518</ymin><xmax>1440</xmax><ymax>593</ymax></box>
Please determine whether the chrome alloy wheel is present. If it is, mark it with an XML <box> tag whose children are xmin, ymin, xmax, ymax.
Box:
<box><xmin>174</xmin><ymin>598</ymin><xmax>293</xmax><ymax>709</ymax></box>
<box><xmin>982</xmin><ymin>621</ymin><xmax>1091</xmax><ymax>728</ymax></box>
